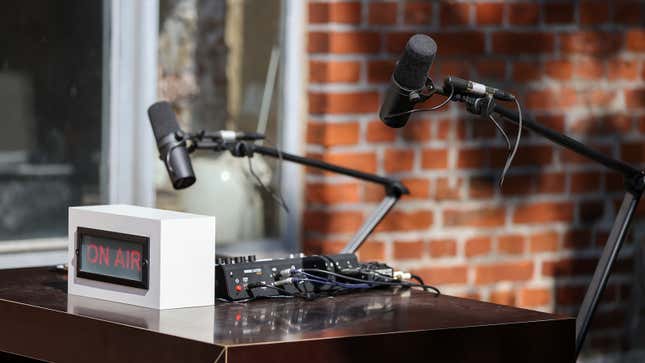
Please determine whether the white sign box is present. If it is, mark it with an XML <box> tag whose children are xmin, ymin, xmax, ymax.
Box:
<box><xmin>68</xmin><ymin>205</ymin><xmax>216</xmax><ymax>309</ymax></box>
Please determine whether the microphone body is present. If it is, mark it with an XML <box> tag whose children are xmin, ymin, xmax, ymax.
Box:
<box><xmin>148</xmin><ymin>101</ymin><xmax>196</xmax><ymax>190</ymax></box>
<box><xmin>379</xmin><ymin>34</ymin><xmax>437</xmax><ymax>128</ymax></box>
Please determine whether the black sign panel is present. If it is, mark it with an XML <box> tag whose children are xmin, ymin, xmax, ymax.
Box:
<box><xmin>76</xmin><ymin>227</ymin><xmax>149</xmax><ymax>289</ymax></box>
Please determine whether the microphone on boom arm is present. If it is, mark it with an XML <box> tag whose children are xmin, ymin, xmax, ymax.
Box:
<box><xmin>148</xmin><ymin>101</ymin><xmax>196</xmax><ymax>190</ymax></box>
<box><xmin>378</xmin><ymin>34</ymin><xmax>437</xmax><ymax>128</ymax></box>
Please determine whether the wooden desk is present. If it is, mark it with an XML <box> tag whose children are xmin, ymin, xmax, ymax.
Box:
<box><xmin>0</xmin><ymin>267</ymin><xmax>574</xmax><ymax>362</ymax></box>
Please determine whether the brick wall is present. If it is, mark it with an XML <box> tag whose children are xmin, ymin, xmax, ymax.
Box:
<box><xmin>303</xmin><ymin>0</ymin><xmax>645</xmax><ymax>356</ymax></box>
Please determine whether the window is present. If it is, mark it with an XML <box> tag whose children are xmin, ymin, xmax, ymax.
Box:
<box><xmin>0</xmin><ymin>0</ymin><xmax>159</xmax><ymax>268</ymax></box>
<box><xmin>0</xmin><ymin>1</ymin><xmax>107</xmax><ymax>266</ymax></box>
<box><xmin>156</xmin><ymin>0</ymin><xmax>298</xmax><ymax>254</ymax></box>
<box><xmin>0</xmin><ymin>0</ymin><xmax>304</xmax><ymax>268</ymax></box>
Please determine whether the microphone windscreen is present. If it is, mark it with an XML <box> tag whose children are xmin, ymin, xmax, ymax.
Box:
<box><xmin>393</xmin><ymin>34</ymin><xmax>437</xmax><ymax>90</ymax></box>
<box><xmin>148</xmin><ymin>101</ymin><xmax>180</xmax><ymax>143</ymax></box>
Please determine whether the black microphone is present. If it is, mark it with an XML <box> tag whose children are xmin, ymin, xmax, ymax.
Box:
<box><xmin>444</xmin><ymin>76</ymin><xmax>515</xmax><ymax>101</ymax></box>
<box><xmin>148</xmin><ymin>101</ymin><xmax>196</xmax><ymax>190</ymax></box>
<box><xmin>379</xmin><ymin>34</ymin><xmax>437</xmax><ymax>128</ymax></box>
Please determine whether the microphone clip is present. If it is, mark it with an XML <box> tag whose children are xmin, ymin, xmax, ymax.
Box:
<box><xmin>391</xmin><ymin>76</ymin><xmax>438</xmax><ymax>105</ymax></box>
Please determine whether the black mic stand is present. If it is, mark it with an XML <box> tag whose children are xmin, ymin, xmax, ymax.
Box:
<box><xmin>185</xmin><ymin>134</ymin><xmax>409</xmax><ymax>255</ymax></box>
<box><xmin>433</xmin><ymin>86</ymin><xmax>644</xmax><ymax>358</ymax></box>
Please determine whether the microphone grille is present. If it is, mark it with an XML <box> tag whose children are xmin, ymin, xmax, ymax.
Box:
<box><xmin>148</xmin><ymin>101</ymin><xmax>181</xmax><ymax>143</ymax></box>
<box><xmin>393</xmin><ymin>34</ymin><xmax>437</xmax><ymax>91</ymax></box>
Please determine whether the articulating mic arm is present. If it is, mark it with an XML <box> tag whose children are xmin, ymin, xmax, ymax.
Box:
<box><xmin>187</xmin><ymin>135</ymin><xmax>409</xmax><ymax>254</ymax></box>
<box><xmin>434</xmin><ymin>81</ymin><xmax>645</xmax><ymax>357</ymax></box>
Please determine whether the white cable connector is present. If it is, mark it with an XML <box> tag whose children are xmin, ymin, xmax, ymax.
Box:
<box><xmin>273</xmin><ymin>278</ymin><xmax>295</xmax><ymax>287</ymax></box>
<box><xmin>393</xmin><ymin>271</ymin><xmax>412</xmax><ymax>280</ymax></box>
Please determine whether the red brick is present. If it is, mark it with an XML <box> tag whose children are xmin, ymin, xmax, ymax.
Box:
<box><xmin>401</xmin><ymin>119</ymin><xmax>431</xmax><ymax>142</ymax></box>
<box><xmin>562</xmin><ymin>229</ymin><xmax>593</xmax><ymax>249</ymax></box>
<box><xmin>404</xmin><ymin>2</ymin><xmax>433</xmax><ymax>25</ymax></box>
<box><xmin>309</xmin><ymin>91</ymin><xmax>380</xmax><ymax>114</ymax></box>
<box><xmin>385</xmin><ymin>31</ymin><xmax>485</xmax><ymax>56</ymax></box>
<box><xmin>434</xmin><ymin>177</ymin><xmax>463</xmax><ymax>201</ymax></box>
<box><xmin>514</xmin><ymin>202</ymin><xmax>574</xmax><ymax>224</ymax></box>
<box><xmin>401</xmin><ymin>178</ymin><xmax>431</xmax><ymax>200</ymax></box>
<box><xmin>475</xmin><ymin>261</ymin><xmax>534</xmax><ymax>284</ymax></box>
<box><xmin>412</xmin><ymin>266</ymin><xmax>468</xmax><ymax>285</ymax></box>
<box><xmin>507</xmin><ymin>3</ymin><xmax>540</xmax><ymax>25</ymax></box>
<box><xmin>440</xmin><ymin>2</ymin><xmax>471</xmax><ymax>26</ymax></box>
<box><xmin>469</xmin><ymin>176</ymin><xmax>495</xmax><ymax>199</ymax></box>
<box><xmin>625</xmin><ymin>88</ymin><xmax>645</xmax><ymax>109</ymax></box>
<box><xmin>544</xmin><ymin>2</ymin><xmax>575</xmax><ymax>23</ymax></box>
<box><xmin>570</xmin><ymin>114</ymin><xmax>632</xmax><ymax>135</ymax></box>
<box><xmin>613</xmin><ymin>1</ymin><xmax>644</xmax><ymax>25</ymax></box>
<box><xmin>384</xmin><ymin>149</ymin><xmax>414</xmax><ymax>173</ymax></box>
<box><xmin>498</xmin><ymin>234</ymin><xmax>525</xmax><ymax>255</ymax></box>
<box><xmin>436</xmin><ymin>60</ymin><xmax>473</xmax><ymax>79</ymax></box>
<box><xmin>421</xmin><ymin>149</ymin><xmax>449</xmax><ymax>169</ymax></box>
<box><xmin>491</xmin><ymin>145</ymin><xmax>554</xmax><ymax>167</ymax></box>
<box><xmin>518</xmin><ymin>288</ymin><xmax>551</xmax><ymax>307</ymax></box>
<box><xmin>376</xmin><ymin>210</ymin><xmax>433</xmax><ymax>232</ymax></box>
<box><xmin>367</xmin><ymin>60</ymin><xmax>395</xmax><ymax>83</ymax></box>
<box><xmin>465</xmin><ymin>236</ymin><xmax>492</xmax><ymax>257</ymax></box>
<box><xmin>307</xmin><ymin>122</ymin><xmax>360</xmax><ymax>146</ymax></box>
<box><xmin>530</xmin><ymin>231</ymin><xmax>559</xmax><ymax>252</ymax></box>
<box><xmin>437</xmin><ymin>118</ymin><xmax>467</xmax><ymax>140</ymax></box>
<box><xmin>362</xmin><ymin>183</ymin><xmax>385</xmax><ymax>203</ymax></box>
<box><xmin>493</xmin><ymin>32</ymin><xmax>555</xmax><ymax>54</ymax></box>
<box><xmin>622</xmin><ymin>142</ymin><xmax>645</xmax><ymax>163</ymax></box>
<box><xmin>428</xmin><ymin>239</ymin><xmax>457</xmax><ymax>258</ymax></box>
<box><xmin>580</xmin><ymin>200</ymin><xmax>605</xmax><ymax>223</ymax></box>
<box><xmin>308</xmin><ymin>2</ymin><xmax>362</xmax><ymax>24</ymax></box>
<box><xmin>544</xmin><ymin>60</ymin><xmax>573</xmax><ymax>80</ymax></box>
<box><xmin>321</xmin><ymin>151</ymin><xmax>377</xmax><ymax>173</ymax></box>
<box><xmin>306</xmin><ymin>183</ymin><xmax>361</xmax><ymax>205</ymax></box>
<box><xmin>535</xmin><ymin>114</ymin><xmax>566</xmax><ymax>132</ymax></box>
<box><xmin>574</xmin><ymin>58</ymin><xmax>605</xmax><ymax>79</ymax></box>
<box><xmin>555</xmin><ymin>285</ymin><xmax>587</xmax><ymax>306</ymax></box>
<box><xmin>444</xmin><ymin>207</ymin><xmax>506</xmax><ymax>228</ymax></box>
<box><xmin>475</xmin><ymin>60</ymin><xmax>506</xmax><ymax>79</ymax></box>
<box><xmin>561</xmin><ymin>31</ymin><xmax>623</xmax><ymax>55</ymax></box>
<box><xmin>623</xmin><ymin>141</ymin><xmax>645</xmax><ymax>163</ymax></box>
<box><xmin>420</xmin><ymin>32</ymin><xmax>486</xmax><ymax>56</ymax></box>
<box><xmin>512</xmin><ymin>60</ymin><xmax>542</xmax><ymax>82</ymax></box>
<box><xmin>561</xmin><ymin>145</ymin><xmax>612</xmax><ymax>165</ymax></box>
<box><xmin>536</xmin><ymin>172</ymin><xmax>566</xmax><ymax>194</ymax></box>
<box><xmin>368</xmin><ymin>2</ymin><xmax>398</xmax><ymax>25</ymax></box>
<box><xmin>524</xmin><ymin>88</ymin><xmax>577</xmax><ymax>110</ymax></box>
<box><xmin>393</xmin><ymin>240</ymin><xmax>424</xmax><ymax>260</ymax></box>
<box><xmin>570</xmin><ymin>171</ymin><xmax>602</xmax><ymax>193</ymax></box>
<box><xmin>607</xmin><ymin>58</ymin><xmax>639</xmax><ymax>80</ymax></box>
<box><xmin>542</xmin><ymin>257</ymin><xmax>598</xmax><ymax>278</ymax></box>
<box><xmin>309</xmin><ymin>60</ymin><xmax>361</xmax><ymax>83</ymax></box>
<box><xmin>500</xmin><ymin>174</ymin><xmax>532</xmax><ymax>196</ymax></box>
<box><xmin>357</xmin><ymin>240</ymin><xmax>386</xmax><ymax>261</ymax></box>
<box><xmin>315</xmin><ymin>240</ymin><xmax>346</xmax><ymax>255</ymax></box>
<box><xmin>626</xmin><ymin>29</ymin><xmax>645</xmax><ymax>51</ymax></box>
<box><xmin>476</xmin><ymin>2</ymin><xmax>504</xmax><ymax>25</ymax></box>
<box><xmin>308</xmin><ymin>32</ymin><xmax>381</xmax><ymax>54</ymax></box>
<box><xmin>457</xmin><ymin>148</ymin><xmax>488</xmax><ymax>168</ymax></box>
<box><xmin>580</xmin><ymin>1</ymin><xmax>610</xmax><ymax>25</ymax></box>
<box><xmin>490</xmin><ymin>290</ymin><xmax>515</xmax><ymax>306</ymax></box>
<box><xmin>366</xmin><ymin>120</ymin><xmax>397</xmax><ymax>142</ymax></box>
<box><xmin>304</xmin><ymin>210</ymin><xmax>363</xmax><ymax>233</ymax></box>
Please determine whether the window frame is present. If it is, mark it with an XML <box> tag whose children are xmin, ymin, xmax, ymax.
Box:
<box><xmin>1</xmin><ymin>0</ymin><xmax>307</xmax><ymax>266</ymax></box>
